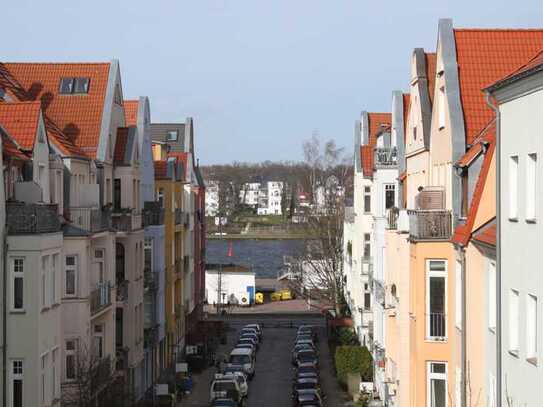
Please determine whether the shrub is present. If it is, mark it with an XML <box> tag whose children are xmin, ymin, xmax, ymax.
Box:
<box><xmin>335</xmin><ymin>326</ymin><xmax>359</xmax><ymax>346</ymax></box>
<box><xmin>334</xmin><ymin>345</ymin><xmax>373</xmax><ymax>386</ymax></box>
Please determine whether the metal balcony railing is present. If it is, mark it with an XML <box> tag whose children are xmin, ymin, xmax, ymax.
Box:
<box><xmin>374</xmin><ymin>147</ymin><xmax>398</xmax><ymax>167</ymax></box>
<box><xmin>174</xmin><ymin>208</ymin><xmax>183</xmax><ymax>225</ymax></box>
<box><xmin>111</xmin><ymin>209</ymin><xmax>142</xmax><ymax>232</ymax></box>
<box><xmin>407</xmin><ymin>209</ymin><xmax>452</xmax><ymax>241</ymax></box>
<box><xmin>116</xmin><ymin>280</ymin><xmax>129</xmax><ymax>302</ymax></box>
<box><xmin>69</xmin><ymin>207</ymin><xmax>111</xmax><ymax>233</ymax></box>
<box><xmin>90</xmin><ymin>282</ymin><xmax>112</xmax><ymax>315</ymax></box>
<box><xmin>6</xmin><ymin>202</ymin><xmax>60</xmax><ymax>234</ymax></box>
<box><xmin>142</xmin><ymin>201</ymin><xmax>164</xmax><ymax>226</ymax></box>
<box><xmin>427</xmin><ymin>312</ymin><xmax>447</xmax><ymax>340</ymax></box>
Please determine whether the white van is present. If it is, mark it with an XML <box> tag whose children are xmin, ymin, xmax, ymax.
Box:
<box><xmin>227</xmin><ymin>348</ymin><xmax>255</xmax><ymax>379</ymax></box>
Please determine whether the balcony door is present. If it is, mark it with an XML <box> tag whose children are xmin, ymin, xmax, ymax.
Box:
<box><xmin>114</xmin><ymin>178</ymin><xmax>121</xmax><ymax>211</ymax></box>
<box><xmin>427</xmin><ymin>361</ymin><xmax>447</xmax><ymax>407</ymax></box>
<box><xmin>384</xmin><ymin>184</ymin><xmax>396</xmax><ymax>211</ymax></box>
<box><xmin>426</xmin><ymin>260</ymin><xmax>447</xmax><ymax>339</ymax></box>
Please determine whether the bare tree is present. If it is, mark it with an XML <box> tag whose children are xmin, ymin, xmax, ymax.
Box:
<box><xmin>62</xmin><ymin>343</ymin><xmax>126</xmax><ymax>407</ymax></box>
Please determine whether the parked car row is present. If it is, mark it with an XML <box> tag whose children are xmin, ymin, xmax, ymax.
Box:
<box><xmin>209</xmin><ymin>324</ymin><xmax>263</xmax><ymax>406</ymax></box>
<box><xmin>291</xmin><ymin>325</ymin><xmax>326</xmax><ymax>407</ymax></box>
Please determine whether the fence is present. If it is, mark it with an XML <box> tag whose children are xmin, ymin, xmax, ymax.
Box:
<box><xmin>407</xmin><ymin>209</ymin><xmax>452</xmax><ymax>240</ymax></box>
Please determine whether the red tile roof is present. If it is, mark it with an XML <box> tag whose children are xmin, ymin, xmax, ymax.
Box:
<box><xmin>367</xmin><ymin>113</ymin><xmax>392</xmax><ymax>146</ymax></box>
<box><xmin>360</xmin><ymin>145</ymin><xmax>374</xmax><ymax>178</ymax></box>
<box><xmin>2</xmin><ymin>133</ymin><xmax>29</xmax><ymax>161</ymax></box>
<box><xmin>453</xmin><ymin>29</ymin><xmax>543</xmax><ymax>144</ymax></box>
<box><xmin>425</xmin><ymin>53</ymin><xmax>437</xmax><ymax>104</ymax></box>
<box><xmin>0</xmin><ymin>102</ymin><xmax>41</xmax><ymax>150</ymax></box>
<box><xmin>472</xmin><ymin>220</ymin><xmax>496</xmax><ymax>247</ymax></box>
<box><xmin>0</xmin><ymin>62</ymin><xmax>111</xmax><ymax>158</ymax></box>
<box><xmin>452</xmin><ymin>121</ymin><xmax>495</xmax><ymax>246</ymax></box>
<box><xmin>124</xmin><ymin>100</ymin><xmax>139</xmax><ymax>127</ymax></box>
<box><xmin>488</xmin><ymin>48</ymin><xmax>543</xmax><ymax>90</ymax></box>
<box><xmin>114</xmin><ymin>127</ymin><xmax>129</xmax><ymax>163</ymax></box>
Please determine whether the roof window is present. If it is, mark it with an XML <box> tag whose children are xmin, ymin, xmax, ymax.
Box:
<box><xmin>59</xmin><ymin>77</ymin><xmax>90</xmax><ymax>94</ymax></box>
<box><xmin>167</xmin><ymin>130</ymin><xmax>178</xmax><ymax>141</ymax></box>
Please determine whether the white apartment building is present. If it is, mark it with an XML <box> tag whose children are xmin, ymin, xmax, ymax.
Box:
<box><xmin>205</xmin><ymin>180</ymin><xmax>219</xmax><ymax>217</ymax></box>
<box><xmin>257</xmin><ymin>181</ymin><xmax>283</xmax><ymax>215</ymax></box>
<box><xmin>486</xmin><ymin>48</ymin><xmax>543</xmax><ymax>407</ymax></box>
<box><xmin>239</xmin><ymin>182</ymin><xmax>261</xmax><ymax>207</ymax></box>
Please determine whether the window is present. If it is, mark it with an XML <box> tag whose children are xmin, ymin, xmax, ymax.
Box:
<box><xmin>488</xmin><ymin>261</ymin><xmax>496</xmax><ymax>331</ymax></box>
<box><xmin>59</xmin><ymin>77</ymin><xmax>74</xmax><ymax>94</ymax></box>
<box><xmin>59</xmin><ymin>77</ymin><xmax>90</xmax><ymax>94</ymax></box>
<box><xmin>41</xmin><ymin>256</ymin><xmax>48</xmax><ymax>309</ymax></box>
<box><xmin>363</xmin><ymin>233</ymin><xmax>371</xmax><ymax>258</ymax></box>
<box><xmin>65</xmin><ymin>256</ymin><xmax>77</xmax><ymax>296</ymax></box>
<box><xmin>364</xmin><ymin>292</ymin><xmax>371</xmax><ymax>310</ymax></box>
<box><xmin>145</xmin><ymin>239</ymin><xmax>153</xmax><ymax>271</ymax></box>
<box><xmin>526</xmin><ymin>153</ymin><xmax>537</xmax><ymax>221</ymax></box>
<box><xmin>438</xmin><ymin>86</ymin><xmax>446</xmax><ymax>129</ymax></box>
<box><xmin>427</xmin><ymin>362</ymin><xmax>447</xmax><ymax>407</ymax></box>
<box><xmin>455</xmin><ymin>260</ymin><xmax>462</xmax><ymax>329</ymax></box>
<box><xmin>461</xmin><ymin>169</ymin><xmax>468</xmax><ymax>218</ymax></box>
<box><xmin>427</xmin><ymin>260</ymin><xmax>447</xmax><ymax>339</ymax></box>
<box><xmin>93</xmin><ymin>325</ymin><xmax>104</xmax><ymax>358</ymax></box>
<box><xmin>12</xmin><ymin>258</ymin><xmax>24</xmax><ymax>310</ymax></box>
<box><xmin>41</xmin><ymin>353</ymin><xmax>47</xmax><ymax>404</ymax></box>
<box><xmin>157</xmin><ymin>189</ymin><xmax>165</xmax><ymax>208</ymax></box>
<box><xmin>385</xmin><ymin>184</ymin><xmax>396</xmax><ymax>210</ymax></box>
<box><xmin>167</xmin><ymin>130</ymin><xmax>178</xmax><ymax>141</ymax></box>
<box><xmin>11</xmin><ymin>359</ymin><xmax>23</xmax><ymax>407</ymax></box>
<box><xmin>509</xmin><ymin>289</ymin><xmax>519</xmax><ymax>355</ymax></box>
<box><xmin>74</xmin><ymin>77</ymin><xmax>90</xmax><ymax>94</ymax></box>
<box><xmin>509</xmin><ymin>155</ymin><xmax>519</xmax><ymax>219</ymax></box>
<box><xmin>526</xmin><ymin>294</ymin><xmax>537</xmax><ymax>363</ymax></box>
<box><xmin>364</xmin><ymin>186</ymin><xmax>371</xmax><ymax>213</ymax></box>
<box><xmin>94</xmin><ymin>249</ymin><xmax>105</xmax><ymax>283</ymax></box>
<box><xmin>50</xmin><ymin>254</ymin><xmax>58</xmax><ymax>305</ymax></box>
<box><xmin>65</xmin><ymin>340</ymin><xmax>77</xmax><ymax>380</ymax></box>
<box><xmin>52</xmin><ymin>348</ymin><xmax>58</xmax><ymax>400</ymax></box>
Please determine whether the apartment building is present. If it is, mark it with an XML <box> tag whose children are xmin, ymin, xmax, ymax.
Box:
<box><xmin>239</xmin><ymin>182</ymin><xmax>261</xmax><ymax>207</ymax></box>
<box><xmin>205</xmin><ymin>180</ymin><xmax>220</xmax><ymax>216</ymax></box>
<box><xmin>257</xmin><ymin>181</ymin><xmax>283</xmax><ymax>215</ymax></box>
<box><xmin>485</xmin><ymin>47</ymin><xmax>543</xmax><ymax>407</ymax></box>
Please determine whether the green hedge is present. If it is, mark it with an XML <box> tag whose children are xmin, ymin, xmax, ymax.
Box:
<box><xmin>334</xmin><ymin>345</ymin><xmax>373</xmax><ymax>385</ymax></box>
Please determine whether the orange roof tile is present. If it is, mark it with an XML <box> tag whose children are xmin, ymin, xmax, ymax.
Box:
<box><xmin>425</xmin><ymin>53</ymin><xmax>437</xmax><ymax>104</ymax></box>
<box><xmin>124</xmin><ymin>100</ymin><xmax>139</xmax><ymax>126</ymax></box>
<box><xmin>360</xmin><ymin>145</ymin><xmax>374</xmax><ymax>178</ymax></box>
<box><xmin>453</xmin><ymin>29</ymin><xmax>543</xmax><ymax>144</ymax></box>
<box><xmin>472</xmin><ymin>220</ymin><xmax>496</xmax><ymax>247</ymax></box>
<box><xmin>0</xmin><ymin>102</ymin><xmax>41</xmax><ymax>150</ymax></box>
<box><xmin>2</xmin><ymin>133</ymin><xmax>29</xmax><ymax>161</ymax></box>
<box><xmin>114</xmin><ymin>127</ymin><xmax>128</xmax><ymax>163</ymax></box>
<box><xmin>367</xmin><ymin>113</ymin><xmax>392</xmax><ymax>146</ymax></box>
<box><xmin>0</xmin><ymin>62</ymin><xmax>111</xmax><ymax>158</ymax></box>
<box><xmin>488</xmin><ymin>48</ymin><xmax>543</xmax><ymax>90</ymax></box>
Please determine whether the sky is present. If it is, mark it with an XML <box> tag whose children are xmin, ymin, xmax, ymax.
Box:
<box><xmin>3</xmin><ymin>0</ymin><xmax>543</xmax><ymax>164</ymax></box>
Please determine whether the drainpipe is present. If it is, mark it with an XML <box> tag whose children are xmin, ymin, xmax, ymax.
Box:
<box><xmin>460</xmin><ymin>248</ymin><xmax>467</xmax><ymax>407</ymax></box>
<box><xmin>485</xmin><ymin>92</ymin><xmax>501</xmax><ymax>407</ymax></box>
<box><xmin>2</xmin><ymin>238</ymin><xmax>7</xmax><ymax>407</ymax></box>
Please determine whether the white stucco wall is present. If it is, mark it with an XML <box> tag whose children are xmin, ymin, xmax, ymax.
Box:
<box><xmin>205</xmin><ymin>270</ymin><xmax>256</xmax><ymax>305</ymax></box>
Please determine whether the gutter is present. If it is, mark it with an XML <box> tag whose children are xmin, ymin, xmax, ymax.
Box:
<box><xmin>485</xmin><ymin>92</ymin><xmax>501</xmax><ymax>407</ymax></box>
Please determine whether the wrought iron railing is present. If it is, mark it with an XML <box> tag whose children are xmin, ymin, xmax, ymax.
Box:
<box><xmin>427</xmin><ymin>312</ymin><xmax>447</xmax><ymax>339</ymax></box>
<box><xmin>111</xmin><ymin>209</ymin><xmax>142</xmax><ymax>232</ymax></box>
<box><xmin>374</xmin><ymin>147</ymin><xmax>398</xmax><ymax>167</ymax></box>
<box><xmin>407</xmin><ymin>209</ymin><xmax>452</xmax><ymax>241</ymax></box>
<box><xmin>6</xmin><ymin>202</ymin><xmax>60</xmax><ymax>234</ymax></box>
<box><xmin>90</xmin><ymin>282</ymin><xmax>112</xmax><ymax>315</ymax></box>
<box><xmin>142</xmin><ymin>201</ymin><xmax>164</xmax><ymax>226</ymax></box>
<box><xmin>115</xmin><ymin>347</ymin><xmax>128</xmax><ymax>371</ymax></box>
<box><xmin>69</xmin><ymin>207</ymin><xmax>111</xmax><ymax>233</ymax></box>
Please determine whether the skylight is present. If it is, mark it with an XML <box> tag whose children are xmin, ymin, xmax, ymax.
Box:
<box><xmin>59</xmin><ymin>77</ymin><xmax>90</xmax><ymax>94</ymax></box>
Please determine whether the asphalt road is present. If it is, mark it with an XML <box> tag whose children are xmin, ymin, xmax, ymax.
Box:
<box><xmin>181</xmin><ymin>315</ymin><xmax>346</xmax><ymax>407</ymax></box>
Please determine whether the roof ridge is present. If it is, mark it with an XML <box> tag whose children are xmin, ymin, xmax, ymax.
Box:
<box><xmin>3</xmin><ymin>62</ymin><xmax>110</xmax><ymax>66</ymax></box>
<box><xmin>454</xmin><ymin>28</ymin><xmax>543</xmax><ymax>32</ymax></box>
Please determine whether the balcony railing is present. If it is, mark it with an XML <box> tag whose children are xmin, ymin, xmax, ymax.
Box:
<box><xmin>174</xmin><ymin>208</ymin><xmax>183</xmax><ymax>225</ymax></box>
<box><xmin>116</xmin><ymin>280</ymin><xmax>129</xmax><ymax>302</ymax></box>
<box><xmin>142</xmin><ymin>201</ymin><xmax>164</xmax><ymax>226</ymax></box>
<box><xmin>115</xmin><ymin>347</ymin><xmax>128</xmax><ymax>371</ymax></box>
<box><xmin>373</xmin><ymin>279</ymin><xmax>385</xmax><ymax>307</ymax></box>
<box><xmin>407</xmin><ymin>209</ymin><xmax>452</xmax><ymax>241</ymax></box>
<box><xmin>69</xmin><ymin>207</ymin><xmax>111</xmax><ymax>233</ymax></box>
<box><xmin>90</xmin><ymin>282</ymin><xmax>112</xmax><ymax>315</ymax></box>
<box><xmin>427</xmin><ymin>312</ymin><xmax>447</xmax><ymax>340</ymax></box>
<box><xmin>111</xmin><ymin>209</ymin><xmax>142</xmax><ymax>232</ymax></box>
<box><xmin>6</xmin><ymin>202</ymin><xmax>60</xmax><ymax>234</ymax></box>
<box><xmin>374</xmin><ymin>147</ymin><xmax>398</xmax><ymax>167</ymax></box>
<box><xmin>386</xmin><ymin>207</ymin><xmax>399</xmax><ymax>230</ymax></box>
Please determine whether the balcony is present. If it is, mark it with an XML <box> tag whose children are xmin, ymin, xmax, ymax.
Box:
<box><xmin>386</xmin><ymin>207</ymin><xmax>399</xmax><ymax>230</ymax></box>
<box><xmin>6</xmin><ymin>202</ymin><xmax>60</xmax><ymax>234</ymax></box>
<box><xmin>111</xmin><ymin>209</ymin><xmax>142</xmax><ymax>232</ymax></box>
<box><xmin>116</xmin><ymin>280</ymin><xmax>129</xmax><ymax>303</ymax></box>
<box><xmin>90</xmin><ymin>282</ymin><xmax>112</xmax><ymax>315</ymax></box>
<box><xmin>407</xmin><ymin>210</ymin><xmax>452</xmax><ymax>241</ymax></box>
<box><xmin>142</xmin><ymin>201</ymin><xmax>164</xmax><ymax>226</ymax></box>
<box><xmin>427</xmin><ymin>312</ymin><xmax>447</xmax><ymax>340</ymax></box>
<box><xmin>174</xmin><ymin>208</ymin><xmax>183</xmax><ymax>225</ymax></box>
<box><xmin>144</xmin><ymin>269</ymin><xmax>158</xmax><ymax>292</ymax></box>
<box><xmin>373</xmin><ymin>278</ymin><xmax>385</xmax><ymax>307</ymax></box>
<box><xmin>374</xmin><ymin>147</ymin><xmax>398</xmax><ymax>168</ymax></box>
<box><xmin>68</xmin><ymin>207</ymin><xmax>111</xmax><ymax>233</ymax></box>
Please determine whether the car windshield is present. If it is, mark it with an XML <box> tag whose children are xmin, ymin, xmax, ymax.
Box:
<box><xmin>298</xmin><ymin>366</ymin><xmax>317</xmax><ymax>374</ymax></box>
<box><xmin>296</xmin><ymin>382</ymin><xmax>317</xmax><ymax>390</ymax></box>
<box><xmin>298</xmin><ymin>353</ymin><xmax>316</xmax><ymax>362</ymax></box>
<box><xmin>229</xmin><ymin>355</ymin><xmax>250</xmax><ymax>364</ymax></box>
<box><xmin>213</xmin><ymin>381</ymin><xmax>236</xmax><ymax>392</ymax></box>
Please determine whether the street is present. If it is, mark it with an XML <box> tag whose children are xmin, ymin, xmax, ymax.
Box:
<box><xmin>181</xmin><ymin>315</ymin><xmax>346</xmax><ymax>407</ymax></box>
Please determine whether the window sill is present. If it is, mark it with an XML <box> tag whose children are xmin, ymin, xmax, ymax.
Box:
<box><xmin>9</xmin><ymin>309</ymin><xmax>26</xmax><ymax>314</ymax></box>
<box><xmin>526</xmin><ymin>218</ymin><xmax>537</xmax><ymax>224</ymax></box>
<box><xmin>527</xmin><ymin>356</ymin><xmax>538</xmax><ymax>366</ymax></box>
<box><xmin>509</xmin><ymin>217</ymin><xmax>518</xmax><ymax>222</ymax></box>
<box><xmin>425</xmin><ymin>337</ymin><xmax>448</xmax><ymax>343</ymax></box>
<box><xmin>508</xmin><ymin>349</ymin><xmax>519</xmax><ymax>358</ymax></box>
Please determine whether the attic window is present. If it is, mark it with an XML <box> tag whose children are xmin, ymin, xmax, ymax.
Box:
<box><xmin>59</xmin><ymin>77</ymin><xmax>90</xmax><ymax>94</ymax></box>
<box><xmin>167</xmin><ymin>130</ymin><xmax>178</xmax><ymax>141</ymax></box>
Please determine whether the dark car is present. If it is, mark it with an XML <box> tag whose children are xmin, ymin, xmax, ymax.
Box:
<box><xmin>292</xmin><ymin>389</ymin><xmax>324</xmax><ymax>407</ymax></box>
<box><xmin>295</xmin><ymin>350</ymin><xmax>319</xmax><ymax>368</ymax></box>
<box><xmin>237</xmin><ymin>338</ymin><xmax>258</xmax><ymax>351</ymax></box>
<box><xmin>293</xmin><ymin>371</ymin><xmax>319</xmax><ymax>382</ymax></box>
<box><xmin>292</xmin><ymin>378</ymin><xmax>320</xmax><ymax>395</ymax></box>
<box><xmin>211</xmin><ymin>398</ymin><xmax>239</xmax><ymax>407</ymax></box>
<box><xmin>295</xmin><ymin>364</ymin><xmax>320</xmax><ymax>378</ymax></box>
<box><xmin>239</xmin><ymin>334</ymin><xmax>259</xmax><ymax>349</ymax></box>
<box><xmin>298</xmin><ymin>325</ymin><xmax>318</xmax><ymax>343</ymax></box>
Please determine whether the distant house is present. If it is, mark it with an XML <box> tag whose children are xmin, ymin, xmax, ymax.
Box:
<box><xmin>205</xmin><ymin>264</ymin><xmax>256</xmax><ymax>305</ymax></box>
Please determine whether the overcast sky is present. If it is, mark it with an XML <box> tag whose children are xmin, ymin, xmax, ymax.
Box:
<box><xmin>3</xmin><ymin>0</ymin><xmax>542</xmax><ymax>164</ymax></box>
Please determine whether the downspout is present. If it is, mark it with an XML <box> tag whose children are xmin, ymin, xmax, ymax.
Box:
<box><xmin>485</xmin><ymin>92</ymin><xmax>501</xmax><ymax>407</ymax></box>
<box><xmin>2</xmin><ymin>237</ymin><xmax>7</xmax><ymax>407</ymax></box>
<box><xmin>461</xmin><ymin>247</ymin><xmax>467</xmax><ymax>407</ymax></box>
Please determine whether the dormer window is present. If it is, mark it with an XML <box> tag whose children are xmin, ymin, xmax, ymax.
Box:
<box><xmin>59</xmin><ymin>77</ymin><xmax>90</xmax><ymax>94</ymax></box>
<box><xmin>167</xmin><ymin>130</ymin><xmax>178</xmax><ymax>141</ymax></box>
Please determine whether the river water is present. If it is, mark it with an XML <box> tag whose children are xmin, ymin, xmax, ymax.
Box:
<box><xmin>206</xmin><ymin>239</ymin><xmax>306</xmax><ymax>279</ymax></box>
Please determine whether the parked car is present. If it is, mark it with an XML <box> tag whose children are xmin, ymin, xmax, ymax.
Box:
<box><xmin>210</xmin><ymin>398</ymin><xmax>240</xmax><ymax>407</ymax></box>
<box><xmin>218</xmin><ymin>372</ymin><xmax>248</xmax><ymax>398</ymax></box>
<box><xmin>223</xmin><ymin>364</ymin><xmax>246</xmax><ymax>377</ymax></box>
<box><xmin>293</xmin><ymin>370</ymin><xmax>319</xmax><ymax>382</ymax></box>
<box><xmin>239</xmin><ymin>334</ymin><xmax>259</xmax><ymax>350</ymax></box>
<box><xmin>295</xmin><ymin>338</ymin><xmax>315</xmax><ymax>350</ymax></box>
<box><xmin>295</xmin><ymin>364</ymin><xmax>320</xmax><ymax>378</ymax></box>
<box><xmin>227</xmin><ymin>348</ymin><xmax>256</xmax><ymax>379</ymax></box>
<box><xmin>240</xmin><ymin>327</ymin><xmax>259</xmax><ymax>340</ymax></box>
<box><xmin>244</xmin><ymin>323</ymin><xmax>263</xmax><ymax>340</ymax></box>
<box><xmin>238</xmin><ymin>336</ymin><xmax>258</xmax><ymax>350</ymax></box>
<box><xmin>297</xmin><ymin>325</ymin><xmax>318</xmax><ymax>343</ymax></box>
<box><xmin>235</xmin><ymin>343</ymin><xmax>256</xmax><ymax>354</ymax></box>
<box><xmin>210</xmin><ymin>375</ymin><xmax>243</xmax><ymax>404</ymax></box>
<box><xmin>295</xmin><ymin>350</ymin><xmax>319</xmax><ymax>368</ymax></box>
<box><xmin>291</xmin><ymin>344</ymin><xmax>317</xmax><ymax>365</ymax></box>
<box><xmin>292</xmin><ymin>389</ymin><xmax>325</xmax><ymax>407</ymax></box>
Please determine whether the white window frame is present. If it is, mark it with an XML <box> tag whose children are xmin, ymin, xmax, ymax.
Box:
<box><xmin>426</xmin><ymin>361</ymin><xmax>448</xmax><ymax>407</ymax></box>
<box><xmin>384</xmin><ymin>183</ymin><xmax>396</xmax><ymax>212</ymax></box>
<box><xmin>526</xmin><ymin>294</ymin><xmax>537</xmax><ymax>363</ymax></box>
<box><xmin>426</xmin><ymin>259</ymin><xmax>448</xmax><ymax>340</ymax></box>
<box><xmin>11</xmin><ymin>258</ymin><xmax>25</xmax><ymax>312</ymax></box>
<box><xmin>10</xmin><ymin>359</ymin><xmax>24</xmax><ymax>407</ymax></box>
<box><xmin>94</xmin><ymin>249</ymin><xmax>105</xmax><ymax>283</ymax></box>
<box><xmin>41</xmin><ymin>352</ymin><xmax>48</xmax><ymax>405</ymax></box>
<box><xmin>363</xmin><ymin>233</ymin><xmax>371</xmax><ymax>259</ymax></box>
<box><xmin>363</xmin><ymin>186</ymin><xmax>371</xmax><ymax>213</ymax></box>
<box><xmin>509</xmin><ymin>155</ymin><xmax>519</xmax><ymax>220</ymax></box>
<box><xmin>509</xmin><ymin>289</ymin><xmax>519</xmax><ymax>355</ymax></box>
<box><xmin>526</xmin><ymin>153</ymin><xmax>537</xmax><ymax>221</ymax></box>
<box><xmin>65</xmin><ymin>339</ymin><xmax>77</xmax><ymax>381</ymax></box>
<box><xmin>51</xmin><ymin>347</ymin><xmax>59</xmax><ymax>401</ymax></box>
<box><xmin>488</xmin><ymin>260</ymin><xmax>496</xmax><ymax>331</ymax></box>
<box><xmin>65</xmin><ymin>255</ymin><xmax>78</xmax><ymax>297</ymax></box>
<box><xmin>93</xmin><ymin>324</ymin><xmax>104</xmax><ymax>359</ymax></box>
<box><xmin>51</xmin><ymin>254</ymin><xmax>58</xmax><ymax>305</ymax></box>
